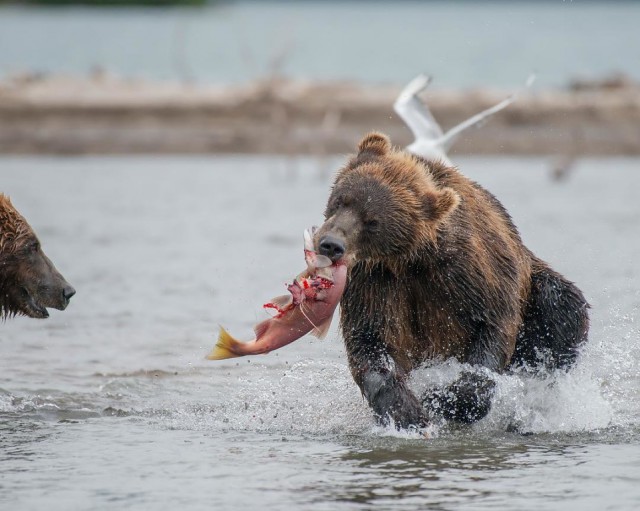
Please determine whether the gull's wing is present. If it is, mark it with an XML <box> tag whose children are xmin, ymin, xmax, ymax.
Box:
<box><xmin>393</xmin><ymin>74</ymin><xmax>444</xmax><ymax>141</ymax></box>
<box><xmin>439</xmin><ymin>73</ymin><xmax>537</xmax><ymax>151</ymax></box>
<box><xmin>438</xmin><ymin>94</ymin><xmax>516</xmax><ymax>151</ymax></box>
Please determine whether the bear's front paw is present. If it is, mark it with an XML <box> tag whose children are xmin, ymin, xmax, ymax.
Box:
<box><xmin>422</xmin><ymin>371</ymin><xmax>496</xmax><ymax>424</ymax></box>
<box><xmin>389</xmin><ymin>396</ymin><xmax>429</xmax><ymax>431</ymax></box>
<box><xmin>361</xmin><ymin>369</ymin><xmax>428</xmax><ymax>430</ymax></box>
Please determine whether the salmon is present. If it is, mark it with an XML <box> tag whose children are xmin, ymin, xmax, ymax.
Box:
<box><xmin>206</xmin><ymin>228</ymin><xmax>347</xmax><ymax>360</ymax></box>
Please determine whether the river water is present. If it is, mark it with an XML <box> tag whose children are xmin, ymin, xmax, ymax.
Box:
<box><xmin>1</xmin><ymin>155</ymin><xmax>639</xmax><ymax>510</ymax></box>
<box><xmin>1</xmin><ymin>1</ymin><xmax>639</xmax><ymax>88</ymax></box>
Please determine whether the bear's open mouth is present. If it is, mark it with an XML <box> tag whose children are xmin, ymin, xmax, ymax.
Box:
<box><xmin>20</xmin><ymin>288</ymin><xmax>50</xmax><ymax>319</ymax></box>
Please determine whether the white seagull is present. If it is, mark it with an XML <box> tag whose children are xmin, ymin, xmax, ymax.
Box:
<box><xmin>394</xmin><ymin>74</ymin><xmax>535</xmax><ymax>164</ymax></box>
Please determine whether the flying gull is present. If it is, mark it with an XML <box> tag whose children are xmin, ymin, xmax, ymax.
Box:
<box><xmin>394</xmin><ymin>74</ymin><xmax>535</xmax><ymax>164</ymax></box>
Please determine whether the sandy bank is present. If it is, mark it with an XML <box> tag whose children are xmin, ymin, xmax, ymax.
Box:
<box><xmin>1</xmin><ymin>75</ymin><xmax>639</xmax><ymax>156</ymax></box>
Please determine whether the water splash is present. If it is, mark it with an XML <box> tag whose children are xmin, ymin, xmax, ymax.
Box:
<box><xmin>162</xmin><ymin>360</ymin><xmax>373</xmax><ymax>436</ymax></box>
<box><xmin>3</xmin><ymin>309</ymin><xmax>638</xmax><ymax>441</ymax></box>
<box><xmin>157</xmin><ymin>304</ymin><xmax>640</xmax><ymax>439</ymax></box>
<box><xmin>0</xmin><ymin>388</ymin><xmax>102</xmax><ymax>421</ymax></box>
<box><xmin>408</xmin><ymin>308</ymin><xmax>640</xmax><ymax>436</ymax></box>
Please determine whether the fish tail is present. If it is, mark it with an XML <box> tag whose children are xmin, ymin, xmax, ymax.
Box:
<box><xmin>206</xmin><ymin>326</ymin><xmax>243</xmax><ymax>360</ymax></box>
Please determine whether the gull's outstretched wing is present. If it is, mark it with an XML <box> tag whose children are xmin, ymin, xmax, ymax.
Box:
<box><xmin>393</xmin><ymin>74</ymin><xmax>443</xmax><ymax>141</ymax></box>
<box><xmin>438</xmin><ymin>94</ymin><xmax>516</xmax><ymax>151</ymax></box>
<box><xmin>439</xmin><ymin>73</ymin><xmax>537</xmax><ymax>151</ymax></box>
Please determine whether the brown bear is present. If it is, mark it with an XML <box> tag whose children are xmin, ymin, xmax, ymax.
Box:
<box><xmin>0</xmin><ymin>193</ymin><xmax>75</xmax><ymax>319</ymax></box>
<box><xmin>314</xmin><ymin>133</ymin><xmax>589</xmax><ymax>429</ymax></box>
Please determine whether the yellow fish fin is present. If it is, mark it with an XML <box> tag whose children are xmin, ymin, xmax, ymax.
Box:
<box><xmin>206</xmin><ymin>326</ymin><xmax>243</xmax><ymax>360</ymax></box>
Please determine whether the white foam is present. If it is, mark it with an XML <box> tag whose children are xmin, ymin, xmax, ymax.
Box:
<box><xmin>409</xmin><ymin>308</ymin><xmax>640</xmax><ymax>435</ymax></box>
<box><xmin>161</xmin><ymin>309</ymin><xmax>640</xmax><ymax>438</ymax></box>
<box><xmin>164</xmin><ymin>360</ymin><xmax>373</xmax><ymax>436</ymax></box>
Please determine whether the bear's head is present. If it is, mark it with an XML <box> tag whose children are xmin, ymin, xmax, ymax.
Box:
<box><xmin>314</xmin><ymin>132</ymin><xmax>460</xmax><ymax>266</ymax></box>
<box><xmin>0</xmin><ymin>194</ymin><xmax>75</xmax><ymax>318</ymax></box>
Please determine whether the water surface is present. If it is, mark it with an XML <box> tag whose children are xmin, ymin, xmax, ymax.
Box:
<box><xmin>1</xmin><ymin>1</ymin><xmax>639</xmax><ymax>87</ymax></box>
<box><xmin>1</xmin><ymin>156</ymin><xmax>639</xmax><ymax>510</ymax></box>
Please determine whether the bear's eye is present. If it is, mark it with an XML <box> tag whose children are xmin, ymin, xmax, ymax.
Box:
<box><xmin>325</xmin><ymin>203</ymin><xmax>338</xmax><ymax>218</ymax></box>
<box><xmin>327</xmin><ymin>197</ymin><xmax>341</xmax><ymax>212</ymax></box>
<box><xmin>365</xmin><ymin>219</ymin><xmax>379</xmax><ymax>232</ymax></box>
<box><xmin>333</xmin><ymin>195</ymin><xmax>352</xmax><ymax>209</ymax></box>
<box><xmin>28</xmin><ymin>241</ymin><xmax>39</xmax><ymax>254</ymax></box>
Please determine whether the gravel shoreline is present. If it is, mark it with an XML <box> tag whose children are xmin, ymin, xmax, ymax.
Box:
<box><xmin>1</xmin><ymin>75</ymin><xmax>639</xmax><ymax>156</ymax></box>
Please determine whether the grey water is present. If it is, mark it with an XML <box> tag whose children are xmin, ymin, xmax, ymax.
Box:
<box><xmin>1</xmin><ymin>1</ymin><xmax>639</xmax><ymax>88</ymax></box>
<box><xmin>0</xmin><ymin>155</ymin><xmax>639</xmax><ymax>510</ymax></box>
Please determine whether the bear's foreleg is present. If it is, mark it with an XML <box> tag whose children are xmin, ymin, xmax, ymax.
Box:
<box><xmin>360</xmin><ymin>364</ymin><xmax>427</xmax><ymax>429</ymax></box>
<box><xmin>346</xmin><ymin>327</ymin><xmax>428</xmax><ymax>430</ymax></box>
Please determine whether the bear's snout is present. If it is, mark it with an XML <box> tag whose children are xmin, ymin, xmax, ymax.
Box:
<box><xmin>61</xmin><ymin>285</ymin><xmax>76</xmax><ymax>309</ymax></box>
<box><xmin>318</xmin><ymin>235</ymin><xmax>346</xmax><ymax>263</ymax></box>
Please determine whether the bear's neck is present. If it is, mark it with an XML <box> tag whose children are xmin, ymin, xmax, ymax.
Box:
<box><xmin>345</xmin><ymin>256</ymin><xmax>465</xmax><ymax>367</ymax></box>
<box><xmin>0</xmin><ymin>258</ymin><xmax>20</xmax><ymax>318</ymax></box>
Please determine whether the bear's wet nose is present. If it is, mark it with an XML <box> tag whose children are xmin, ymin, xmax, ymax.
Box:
<box><xmin>62</xmin><ymin>285</ymin><xmax>76</xmax><ymax>302</ymax></box>
<box><xmin>318</xmin><ymin>236</ymin><xmax>345</xmax><ymax>262</ymax></box>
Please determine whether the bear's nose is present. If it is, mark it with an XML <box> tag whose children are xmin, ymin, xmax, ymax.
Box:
<box><xmin>62</xmin><ymin>285</ymin><xmax>76</xmax><ymax>302</ymax></box>
<box><xmin>318</xmin><ymin>236</ymin><xmax>345</xmax><ymax>262</ymax></box>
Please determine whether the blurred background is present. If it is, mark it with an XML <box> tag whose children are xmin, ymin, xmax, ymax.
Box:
<box><xmin>1</xmin><ymin>0</ymin><xmax>639</xmax><ymax>156</ymax></box>
<box><xmin>2</xmin><ymin>3</ymin><xmax>640</xmax><ymax>510</ymax></box>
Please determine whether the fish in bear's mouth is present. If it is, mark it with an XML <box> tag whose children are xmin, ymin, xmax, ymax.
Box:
<box><xmin>206</xmin><ymin>227</ymin><xmax>348</xmax><ymax>360</ymax></box>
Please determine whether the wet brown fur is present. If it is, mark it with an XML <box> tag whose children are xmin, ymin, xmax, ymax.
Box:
<box><xmin>316</xmin><ymin>133</ymin><xmax>589</xmax><ymax>427</ymax></box>
<box><xmin>0</xmin><ymin>194</ymin><xmax>75</xmax><ymax>319</ymax></box>
<box><xmin>0</xmin><ymin>194</ymin><xmax>32</xmax><ymax>255</ymax></box>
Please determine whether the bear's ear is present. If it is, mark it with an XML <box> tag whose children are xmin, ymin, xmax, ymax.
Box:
<box><xmin>422</xmin><ymin>187</ymin><xmax>460</xmax><ymax>222</ymax></box>
<box><xmin>357</xmin><ymin>132</ymin><xmax>391</xmax><ymax>156</ymax></box>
